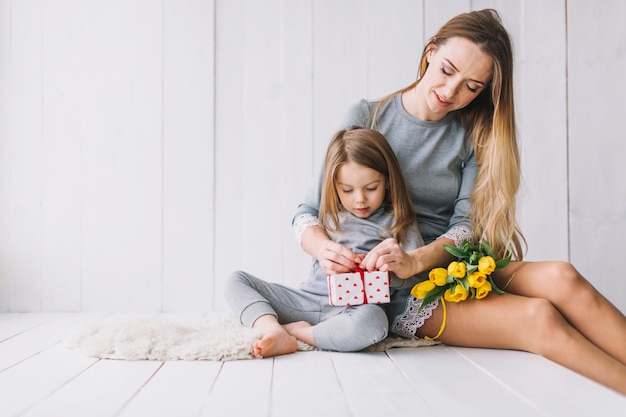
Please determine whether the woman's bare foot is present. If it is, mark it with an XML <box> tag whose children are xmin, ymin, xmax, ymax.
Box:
<box><xmin>252</xmin><ymin>315</ymin><xmax>298</xmax><ymax>358</ymax></box>
<box><xmin>283</xmin><ymin>321</ymin><xmax>315</xmax><ymax>346</ymax></box>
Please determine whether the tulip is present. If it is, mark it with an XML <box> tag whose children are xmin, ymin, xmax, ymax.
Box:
<box><xmin>478</xmin><ymin>256</ymin><xmax>496</xmax><ymax>275</ymax></box>
<box><xmin>444</xmin><ymin>284</ymin><xmax>469</xmax><ymax>303</ymax></box>
<box><xmin>467</xmin><ymin>271</ymin><xmax>487</xmax><ymax>288</ymax></box>
<box><xmin>411</xmin><ymin>280</ymin><xmax>436</xmax><ymax>299</ymax></box>
<box><xmin>428</xmin><ymin>267</ymin><xmax>449</xmax><ymax>286</ymax></box>
<box><xmin>475</xmin><ymin>281</ymin><xmax>492</xmax><ymax>299</ymax></box>
<box><xmin>447</xmin><ymin>261</ymin><xmax>466</xmax><ymax>279</ymax></box>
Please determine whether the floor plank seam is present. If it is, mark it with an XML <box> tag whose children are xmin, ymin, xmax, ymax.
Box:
<box><xmin>451</xmin><ymin>347</ymin><xmax>551</xmax><ymax>417</ymax></box>
<box><xmin>114</xmin><ymin>361</ymin><xmax>166</xmax><ymax>417</ymax></box>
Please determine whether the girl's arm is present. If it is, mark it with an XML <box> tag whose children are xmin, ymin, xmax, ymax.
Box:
<box><xmin>295</xmin><ymin>100</ymin><xmax>374</xmax><ymax>275</ymax></box>
<box><xmin>300</xmin><ymin>224</ymin><xmax>360</xmax><ymax>275</ymax></box>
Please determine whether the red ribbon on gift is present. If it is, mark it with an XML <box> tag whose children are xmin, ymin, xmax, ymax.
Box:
<box><xmin>352</xmin><ymin>265</ymin><xmax>368</xmax><ymax>304</ymax></box>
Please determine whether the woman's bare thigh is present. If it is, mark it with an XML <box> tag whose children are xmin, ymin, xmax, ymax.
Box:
<box><xmin>416</xmin><ymin>292</ymin><xmax>548</xmax><ymax>351</ymax></box>
<box><xmin>492</xmin><ymin>260</ymin><xmax>567</xmax><ymax>298</ymax></box>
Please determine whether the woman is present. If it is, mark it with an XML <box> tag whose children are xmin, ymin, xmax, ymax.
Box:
<box><xmin>293</xmin><ymin>9</ymin><xmax>626</xmax><ymax>395</ymax></box>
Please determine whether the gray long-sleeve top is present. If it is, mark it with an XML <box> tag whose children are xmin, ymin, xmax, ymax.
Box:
<box><xmin>294</xmin><ymin>94</ymin><xmax>476</xmax><ymax>245</ymax></box>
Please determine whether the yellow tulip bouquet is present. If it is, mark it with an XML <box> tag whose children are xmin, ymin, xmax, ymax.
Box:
<box><xmin>411</xmin><ymin>240</ymin><xmax>512</xmax><ymax>312</ymax></box>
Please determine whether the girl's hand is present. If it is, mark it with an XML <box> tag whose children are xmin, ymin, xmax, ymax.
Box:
<box><xmin>316</xmin><ymin>240</ymin><xmax>360</xmax><ymax>275</ymax></box>
<box><xmin>360</xmin><ymin>238</ymin><xmax>417</xmax><ymax>279</ymax></box>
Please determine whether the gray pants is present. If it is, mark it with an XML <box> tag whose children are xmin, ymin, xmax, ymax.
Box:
<box><xmin>225</xmin><ymin>270</ymin><xmax>389</xmax><ymax>352</ymax></box>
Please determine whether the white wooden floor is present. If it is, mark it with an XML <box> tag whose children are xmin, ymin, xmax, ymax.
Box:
<box><xmin>1</xmin><ymin>313</ymin><xmax>624</xmax><ymax>417</ymax></box>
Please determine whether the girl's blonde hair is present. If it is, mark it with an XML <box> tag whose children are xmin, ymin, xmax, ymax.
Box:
<box><xmin>370</xmin><ymin>9</ymin><xmax>525</xmax><ymax>259</ymax></box>
<box><xmin>319</xmin><ymin>127</ymin><xmax>416</xmax><ymax>245</ymax></box>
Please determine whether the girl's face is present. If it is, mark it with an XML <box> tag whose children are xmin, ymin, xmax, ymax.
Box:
<box><xmin>415</xmin><ymin>36</ymin><xmax>493</xmax><ymax>121</ymax></box>
<box><xmin>335</xmin><ymin>161</ymin><xmax>386</xmax><ymax>219</ymax></box>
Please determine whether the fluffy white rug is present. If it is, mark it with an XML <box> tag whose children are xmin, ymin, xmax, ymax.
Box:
<box><xmin>66</xmin><ymin>312</ymin><xmax>436</xmax><ymax>361</ymax></box>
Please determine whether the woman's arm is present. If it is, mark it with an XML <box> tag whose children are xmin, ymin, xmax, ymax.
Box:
<box><xmin>405</xmin><ymin>236</ymin><xmax>456</xmax><ymax>275</ymax></box>
<box><xmin>361</xmin><ymin>236</ymin><xmax>456</xmax><ymax>279</ymax></box>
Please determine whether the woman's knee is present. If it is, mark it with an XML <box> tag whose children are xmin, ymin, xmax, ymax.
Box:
<box><xmin>543</xmin><ymin>261</ymin><xmax>598</xmax><ymax>305</ymax></box>
<box><xmin>523</xmin><ymin>297</ymin><xmax>570</xmax><ymax>354</ymax></box>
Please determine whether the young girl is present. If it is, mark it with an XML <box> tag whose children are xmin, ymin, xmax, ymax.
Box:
<box><xmin>294</xmin><ymin>9</ymin><xmax>626</xmax><ymax>395</ymax></box>
<box><xmin>225</xmin><ymin>127</ymin><xmax>425</xmax><ymax>358</ymax></box>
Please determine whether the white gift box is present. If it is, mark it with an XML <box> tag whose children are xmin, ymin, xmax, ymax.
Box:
<box><xmin>327</xmin><ymin>269</ymin><xmax>390</xmax><ymax>306</ymax></box>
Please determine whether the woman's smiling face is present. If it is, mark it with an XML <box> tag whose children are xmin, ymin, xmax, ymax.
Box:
<box><xmin>417</xmin><ymin>37</ymin><xmax>493</xmax><ymax>120</ymax></box>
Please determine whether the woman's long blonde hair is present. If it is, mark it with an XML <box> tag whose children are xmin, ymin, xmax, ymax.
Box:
<box><xmin>370</xmin><ymin>9</ymin><xmax>525</xmax><ymax>260</ymax></box>
<box><xmin>319</xmin><ymin>127</ymin><xmax>416</xmax><ymax>245</ymax></box>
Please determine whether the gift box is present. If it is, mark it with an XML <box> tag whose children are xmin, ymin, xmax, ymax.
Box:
<box><xmin>327</xmin><ymin>268</ymin><xmax>390</xmax><ymax>306</ymax></box>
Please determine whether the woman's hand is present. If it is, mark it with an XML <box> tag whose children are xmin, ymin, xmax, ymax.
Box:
<box><xmin>361</xmin><ymin>237</ymin><xmax>457</xmax><ymax>279</ymax></box>
<box><xmin>360</xmin><ymin>238</ymin><xmax>417</xmax><ymax>279</ymax></box>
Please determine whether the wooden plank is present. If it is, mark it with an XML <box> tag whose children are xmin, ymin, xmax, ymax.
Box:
<box><xmin>19</xmin><ymin>359</ymin><xmax>162</xmax><ymax>417</ymax></box>
<box><xmin>213</xmin><ymin>0</ymin><xmax>314</xmax><ymax>301</ymax></box>
<box><xmin>456</xmin><ymin>347</ymin><xmax>626</xmax><ymax>415</ymax></box>
<box><xmin>6</xmin><ymin>0</ymin><xmax>44</xmax><ymax>311</ymax></box>
<box><xmin>122</xmin><ymin>0</ymin><xmax>164</xmax><ymax>312</ymax></box>
<box><xmin>79</xmin><ymin>0</ymin><xmax>162</xmax><ymax>311</ymax></box>
<box><xmin>0</xmin><ymin>344</ymin><xmax>98</xmax><ymax>417</ymax></box>
<box><xmin>0</xmin><ymin>313</ymin><xmax>50</xmax><ymax>342</ymax></box>
<box><xmin>511</xmin><ymin>0</ymin><xmax>569</xmax><ymax>262</ymax></box>
<box><xmin>269</xmin><ymin>0</ymin><xmax>315</xmax><ymax>291</ymax></box>
<box><xmin>331</xmin><ymin>351</ymin><xmax>432</xmax><ymax>416</ymax></box>
<box><xmin>567</xmin><ymin>0</ymin><xmax>626</xmax><ymax>312</ymax></box>
<box><xmin>0</xmin><ymin>313</ymin><xmax>104</xmax><ymax>371</ymax></box>
<box><xmin>271</xmin><ymin>351</ymin><xmax>350</xmax><ymax>417</ymax></box>
<box><xmin>0</xmin><ymin>314</ymin><xmax>623</xmax><ymax>417</ymax></box>
<box><xmin>212</xmin><ymin>0</ymin><xmax>245</xmax><ymax>312</ymax></box>
<box><xmin>313</xmin><ymin>0</ymin><xmax>368</xmax><ymax>165</ymax></box>
<box><xmin>365</xmin><ymin>0</ymin><xmax>424</xmax><ymax>99</ymax></box>
<box><xmin>40</xmin><ymin>0</ymin><xmax>85</xmax><ymax>311</ymax></box>
<box><xmin>424</xmin><ymin>0</ymin><xmax>469</xmax><ymax>39</ymax></box>
<box><xmin>0</xmin><ymin>313</ymin><xmax>19</xmax><ymax>322</ymax></box>
<box><xmin>200</xmin><ymin>357</ymin><xmax>273</xmax><ymax>416</ymax></box>
<box><xmin>117</xmin><ymin>360</ymin><xmax>222</xmax><ymax>417</ymax></box>
<box><xmin>0</xmin><ymin>0</ymin><xmax>12</xmax><ymax>312</ymax></box>
<box><xmin>162</xmin><ymin>0</ymin><xmax>215</xmax><ymax>312</ymax></box>
<box><xmin>387</xmin><ymin>346</ymin><xmax>542</xmax><ymax>416</ymax></box>
<box><xmin>238</xmin><ymin>0</ymin><xmax>291</xmax><ymax>283</ymax></box>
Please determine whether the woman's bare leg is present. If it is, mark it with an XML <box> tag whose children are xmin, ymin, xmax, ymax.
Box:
<box><xmin>416</xmin><ymin>294</ymin><xmax>626</xmax><ymax>395</ymax></box>
<box><xmin>495</xmin><ymin>261</ymin><xmax>626</xmax><ymax>365</ymax></box>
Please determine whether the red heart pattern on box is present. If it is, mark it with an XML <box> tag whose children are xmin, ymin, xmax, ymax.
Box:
<box><xmin>327</xmin><ymin>271</ymin><xmax>390</xmax><ymax>306</ymax></box>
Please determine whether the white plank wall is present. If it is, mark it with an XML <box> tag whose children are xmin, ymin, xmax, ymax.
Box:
<box><xmin>568</xmin><ymin>0</ymin><xmax>626</xmax><ymax>304</ymax></box>
<box><xmin>0</xmin><ymin>0</ymin><xmax>624</xmax><ymax>313</ymax></box>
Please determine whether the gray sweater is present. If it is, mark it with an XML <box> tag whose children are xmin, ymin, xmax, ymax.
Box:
<box><xmin>299</xmin><ymin>207</ymin><xmax>425</xmax><ymax>295</ymax></box>
<box><xmin>294</xmin><ymin>94</ymin><xmax>476</xmax><ymax>244</ymax></box>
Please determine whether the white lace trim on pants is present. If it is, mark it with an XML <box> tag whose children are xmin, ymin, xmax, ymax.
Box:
<box><xmin>391</xmin><ymin>296</ymin><xmax>439</xmax><ymax>339</ymax></box>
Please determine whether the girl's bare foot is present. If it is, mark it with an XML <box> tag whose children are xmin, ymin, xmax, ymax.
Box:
<box><xmin>283</xmin><ymin>321</ymin><xmax>315</xmax><ymax>346</ymax></box>
<box><xmin>253</xmin><ymin>329</ymin><xmax>298</xmax><ymax>358</ymax></box>
<box><xmin>252</xmin><ymin>315</ymin><xmax>298</xmax><ymax>358</ymax></box>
